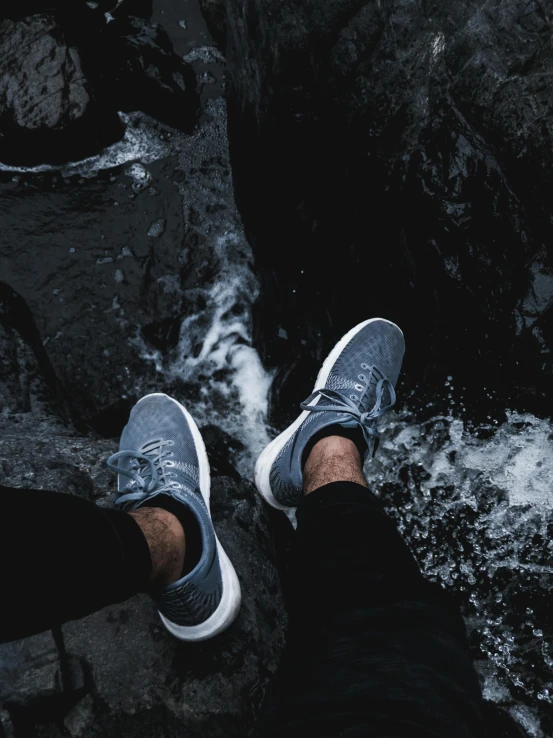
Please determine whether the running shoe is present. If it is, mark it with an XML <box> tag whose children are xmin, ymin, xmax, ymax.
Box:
<box><xmin>107</xmin><ymin>393</ymin><xmax>241</xmax><ymax>641</ymax></box>
<box><xmin>255</xmin><ymin>318</ymin><xmax>405</xmax><ymax>509</ymax></box>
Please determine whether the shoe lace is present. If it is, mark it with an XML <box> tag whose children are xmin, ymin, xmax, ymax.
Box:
<box><xmin>106</xmin><ymin>439</ymin><xmax>183</xmax><ymax>509</ymax></box>
<box><xmin>300</xmin><ymin>367</ymin><xmax>396</xmax><ymax>451</ymax></box>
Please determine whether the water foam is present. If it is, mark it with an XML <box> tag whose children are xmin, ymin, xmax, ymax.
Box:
<box><xmin>367</xmin><ymin>408</ymin><xmax>553</xmax><ymax>735</ymax></box>
<box><xmin>0</xmin><ymin>112</ymin><xmax>177</xmax><ymax>177</ymax></box>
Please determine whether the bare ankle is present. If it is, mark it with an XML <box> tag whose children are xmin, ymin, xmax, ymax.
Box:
<box><xmin>303</xmin><ymin>435</ymin><xmax>367</xmax><ymax>495</ymax></box>
<box><xmin>130</xmin><ymin>507</ymin><xmax>186</xmax><ymax>588</ymax></box>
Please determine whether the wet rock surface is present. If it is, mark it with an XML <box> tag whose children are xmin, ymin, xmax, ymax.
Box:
<box><xmin>0</xmin><ymin>411</ymin><xmax>286</xmax><ymax>738</ymax></box>
<box><xmin>0</xmin><ymin>97</ymin><xmax>254</xmax><ymax>436</ymax></box>
<box><xmin>0</xmin><ymin>2</ymin><xmax>198</xmax><ymax>165</ymax></box>
<box><xmin>0</xmin><ymin>13</ymin><xmax>123</xmax><ymax>167</ymax></box>
<box><xmin>222</xmin><ymin>0</ymin><xmax>553</xmax><ymax>423</ymax></box>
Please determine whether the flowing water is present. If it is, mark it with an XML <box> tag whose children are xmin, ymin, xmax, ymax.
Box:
<box><xmin>367</xmin><ymin>407</ymin><xmax>553</xmax><ymax>736</ymax></box>
<box><xmin>135</xmin><ymin>97</ymin><xmax>274</xmax><ymax>476</ymax></box>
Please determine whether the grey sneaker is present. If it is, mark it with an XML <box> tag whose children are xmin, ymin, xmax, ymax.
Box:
<box><xmin>106</xmin><ymin>393</ymin><xmax>241</xmax><ymax>641</ymax></box>
<box><xmin>255</xmin><ymin>318</ymin><xmax>405</xmax><ymax>510</ymax></box>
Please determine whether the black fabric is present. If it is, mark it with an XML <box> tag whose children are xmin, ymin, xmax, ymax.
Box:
<box><xmin>0</xmin><ymin>485</ymin><xmax>152</xmax><ymax>643</ymax></box>
<box><xmin>256</xmin><ymin>482</ymin><xmax>487</xmax><ymax>738</ymax></box>
<box><xmin>0</xmin><ymin>481</ymin><xmax>486</xmax><ymax>738</ymax></box>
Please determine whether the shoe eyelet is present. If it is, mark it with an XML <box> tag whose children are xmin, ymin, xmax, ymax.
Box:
<box><xmin>350</xmin><ymin>394</ymin><xmax>358</xmax><ymax>401</ymax></box>
<box><xmin>361</xmin><ymin>363</ymin><xmax>368</xmax><ymax>370</ymax></box>
<box><xmin>355</xmin><ymin>383</ymin><xmax>364</xmax><ymax>392</ymax></box>
<box><xmin>168</xmin><ymin>440</ymin><xmax>175</xmax><ymax>446</ymax></box>
<box><xmin>358</xmin><ymin>374</ymin><xmax>366</xmax><ymax>382</ymax></box>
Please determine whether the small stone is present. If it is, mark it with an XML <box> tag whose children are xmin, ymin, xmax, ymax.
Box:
<box><xmin>147</xmin><ymin>219</ymin><xmax>166</xmax><ymax>238</ymax></box>
<box><xmin>200</xmin><ymin>71</ymin><xmax>217</xmax><ymax>85</ymax></box>
<box><xmin>125</xmin><ymin>163</ymin><xmax>152</xmax><ymax>194</ymax></box>
<box><xmin>0</xmin><ymin>632</ymin><xmax>61</xmax><ymax>703</ymax></box>
<box><xmin>64</xmin><ymin>695</ymin><xmax>95</xmax><ymax>738</ymax></box>
<box><xmin>0</xmin><ymin>709</ymin><xmax>14</xmax><ymax>738</ymax></box>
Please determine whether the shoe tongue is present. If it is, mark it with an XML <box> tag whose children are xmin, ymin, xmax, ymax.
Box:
<box><xmin>137</xmin><ymin>460</ymin><xmax>155</xmax><ymax>489</ymax></box>
<box><xmin>325</xmin><ymin>372</ymin><xmax>377</xmax><ymax>413</ymax></box>
<box><xmin>339</xmin><ymin>418</ymin><xmax>359</xmax><ymax>429</ymax></box>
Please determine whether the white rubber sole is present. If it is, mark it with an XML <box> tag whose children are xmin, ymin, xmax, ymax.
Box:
<box><xmin>254</xmin><ymin>318</ymin><xmax>403</xmax><ymax>511</ymax></box>
<box><xmin>133</xmin><ymin>393</ymin><xmax>242</xmax><ymax>642</ymax></box>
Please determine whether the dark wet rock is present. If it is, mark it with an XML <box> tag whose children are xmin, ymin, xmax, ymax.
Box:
<box><xmin>1</xmin><ymin>0</ymin><xmax>154</xmax><ymax>18</ymax></box>
<box><xmin>99</xmin><ymin>16</ymin><xmax>199</xmax><ymax>133</ymax></box>
<box><xmin>0</xmin><ymin>432</ymin><xmax>116</xmax><ymax>498</ymax></box>
<box><xmin>0</xmin><ymin>7</ymin><xmax>198</xmax><ymax>166</ymax></box>
<box><xmin>0</xmin><ymin>709</ymin><xmax>14</xmax><ymax>738</ymax></box>
<box><xmin>0</xmin><ymin>302</ymin><xmax>74</xmax><ymax>440</ymax></box>
<box><xmin>0</xmin><ymin>158</ymin><xmax>188</xmax><ymax>428</ymax></box>
<box><xmin>0</xmin><ymin>99</ymin><xmax>253</xmax><ymax>434</ymax></box>
<box><xmin>0</xmin><ymin>282</ymin><xmax>67</xmax><ymax>410</ymax></box>
<box><xmin>141</xmin><ymin>315</ymin><xmax>182</xmax><ymax>351</ymax></box>
<box><xmin>0</xmin><ymin>415</ymin><xmax>286</xmax><ymax>738</ymax></box>
<box><xmin>0</xmin><ymin>2</ymin><xmax>116</xmax><ymax>22</ymax></box>
<box><xmin>481</xmin><ymin>704</ymin><xmax>529</xmax><ymax>738</ymax></box>
<box><xmin>0</xmin><ymin>14</ymin><xmax>123</xmax><ymax>166</ymax></box>
<box><xmin>0</xmin><ymin>633</ymin><xmax>61</xmax><ymax>704</ymax></box>
<box><xmin>199</xmin><ymin>0</ymin><xmax>227</xmax><ymax>50</ymax></box>
<box><xmin>201</xmin><ymin>424</ymin><xmax>245</xmax><ymax>482</ymax></box>
<box><xmin>223</xmin><ymin>0</ymin><xmax>553</xmax><ymax>422</ymax></box>
<box><xmin>63</xmin><ymin>694</ymin><xmax>95</xmax><ymax>738</ymax></box>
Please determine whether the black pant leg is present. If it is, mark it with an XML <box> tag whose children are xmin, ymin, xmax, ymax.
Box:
<box><xmin>257</xmin><ymin>481</ymin><xmax>487</xmax><ymax>738</ymax></box>
<box><xmin>0</xmin><ymin>485</ymin><xmax>151</xmax><ymax>642</ymax></box>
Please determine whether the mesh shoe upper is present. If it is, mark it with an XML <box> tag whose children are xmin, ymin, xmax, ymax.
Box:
<box><xmin>115</xmin><ymin>394</ymin><xmax>201</xmax><ymax>499</ymax></box>
<box><xmin>268</xmin><ymin>319</ymin><xmax>405</xmax><ymax>507</ymax></box>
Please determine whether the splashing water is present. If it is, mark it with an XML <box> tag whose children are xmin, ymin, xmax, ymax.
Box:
<box><xmin>366</xmin><ymin>409</ymin><xmax>553</xmax><ymax>736</ymax></box>
<box><xmin>139</xmin><ymin>99</ymin><xmax>273</xmax><ymax>477</ymax></box>
<box><xmin>0</xmin><ymin>112</ymin><xmax>178</xmax><ymax>177</ymax></box>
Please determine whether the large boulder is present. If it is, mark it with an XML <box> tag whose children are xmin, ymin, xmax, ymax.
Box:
<box><xmin>0</xmin><ymin>96</ymin><xmax>262</xmax><ymax>440</ymax></box>
<box><xmin>221</xmin><ymin>0</ymin><xmax>553</xmax><ymax>422</ymax></box>
<box><xmin>0</xmin><ymin>5</ymin><xmax>198</xmax><ymax>166</ymax></box>
<box><xmin>0</xmin><ymin>13</ymin><xmax>123</xmax><ymax>166</ymax></box>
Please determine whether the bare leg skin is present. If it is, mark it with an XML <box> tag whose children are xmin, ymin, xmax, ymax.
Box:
<box><xmin>130</xmin><ymin>508</ymin><xmax>185</xmax><ymax>588</ymax></box>
<box><xmin>303</xmin><ymin>435</ymin><xmax>368</xmax><ymax>495</ymax></box>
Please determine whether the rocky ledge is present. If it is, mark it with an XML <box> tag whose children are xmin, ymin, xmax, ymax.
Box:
<box><xmin>0</xmin><ymin>412</ymin><xmax>286</xmax><ymax>738</ymax></box>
